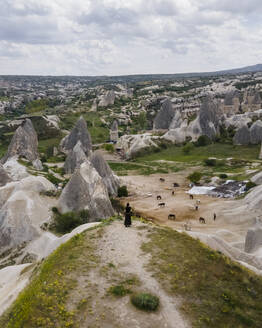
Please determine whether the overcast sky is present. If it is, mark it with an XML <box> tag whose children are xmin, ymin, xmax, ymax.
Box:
<box><xmin>0</xmin><ymin>0</ymin><xmax>261</xmax><ymax>76</ymax></box>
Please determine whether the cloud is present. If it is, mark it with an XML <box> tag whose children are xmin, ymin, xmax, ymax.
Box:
<box><xmin>0</xmin><ymin>0</ymin><xmax>261</xmax><ymax>75</ymax></box>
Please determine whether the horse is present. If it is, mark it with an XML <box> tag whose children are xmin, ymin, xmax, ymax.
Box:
<box><xmin>158</xmin><ymin>202</ymin><xmax>165</xmax><ymax>207</ymax></box>
<box><xmin>159</xmin><ymin>178</ymin><xmax>165</xmax><ymax>182</ymax></box>
<box><xmin>199</xmin><ymin>217</ymin><xmax>206</xmax><ymax>224</ymax></box>
<box><xmin>173</xmin><ymin>182</ymin><xmax>179</xmax><ymax>187</ymax></box>
<box><xmin>189</xmin><ymin>194</ymin><xmax>194</xmax><ymax>199</ymax></box>
<box><xmin>168</xmin><ymin>214</ymin><xmax>176</xmax><ymax>220</ymax></box>
<box><xmin>156</xmin><ymin>195</ymin><xmax>162</xmax><ymax>200</ymax></box>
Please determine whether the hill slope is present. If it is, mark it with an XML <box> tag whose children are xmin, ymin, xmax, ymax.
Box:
<box><xmin>1</xmin><ymin>219</ymin><xmax>262</xmax><ymax>327</ymax></box>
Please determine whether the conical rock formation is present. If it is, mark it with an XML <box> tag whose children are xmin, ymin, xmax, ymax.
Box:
<box><xmin>153</xmin><ymin>99</ymin><xmax>175</xmax><ymax>130</ymax></box>
<box><xmin>90</xmin><ymin>151</ymin><xmax>119</xmax><ymax>196</ymax></box>
<box><xmin>233</xmin><ymin>125</ymin><xmax>250</xmax><ymax>145</ymax></box>
<box><xmin>60</xmin><ymin>116</ymin><xmax>92</xmax><ymax>156</ymax></box>
<box><xmin>58</xmin><ymin>161</ymin><xmax>114</xmax><ymax>221</ymax></box>
<box><xmin>1</xmin><ymin>119</ymin><xmax>42</xmax><ymax>169</ymax></box>
<box><xmin>64</xmin><ymin>141</ymin><xmax>87</xmax><ymax>174</ymax></box>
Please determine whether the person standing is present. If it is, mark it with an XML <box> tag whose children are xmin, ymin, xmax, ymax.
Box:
<box><xmin>213</xmin><ymin>213</ymin><xmax>216</xmax><ymax>221</ymax></box>
<box><xmin>124</xmin><ymin>203</ymin><xmax>132</xmax><ymax>227</ymax></box>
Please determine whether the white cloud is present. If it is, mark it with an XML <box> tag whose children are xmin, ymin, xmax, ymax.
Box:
<box><xmin>0</xmin><ymin>0</ymin><xmax>261</xmax><ymax>75</ymax></box>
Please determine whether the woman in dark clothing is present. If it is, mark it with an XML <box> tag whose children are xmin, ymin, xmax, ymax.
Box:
<box><xmin>124</xmin><ymin>203</ymin><xmax>132</xmax><ymax>227</ymax></box>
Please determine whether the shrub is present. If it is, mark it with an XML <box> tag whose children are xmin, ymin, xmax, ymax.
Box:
<box><xmin>219</xmin><ymin>173</ymin><xmax>228</xmax><ymax>179</ymax></box>
<box><xmin>46</xmin><ymin>173</ymin><xmax>62</xmax><ymax>185</ymax></box>
<box><xmin>246</xmin><ymin>181</ymin><xmax>256</xmax><ymax>191</ymax></box>
<box><xmin>103</xmin><ymin>144</ymin><xmax>114</xmax><ymax>153</ymax></box>
<box><xmin>108</xmin><ymin>285</ymin><xmax>131</xmax><ymax>297</ymax></box>
<box><xmin>131</xmin><ymin>293</ymin><xmax>159</xmax><ymax>311</ymax></box>
<box><xmin>195</xmin><ymin>135</ymin><xmax>212</xmax><ymax>147</ymax></box>
<box><xmin>53</xmin><ymin>210</ymin><xmax>89</xmax><ymax>233</ymax></box>
<box><xmin>182</xmin><ymin>142</ymin><xmax>194</xmax><ymax>154</ymax></box>
<box><xmin>187</xmin><ymin>171</ymin><xmax>202</xmax><ymax>184</ymax></box>
<box><xmin>110</xmin><ymin>198</ymin><xmax>125</xmax><ymax>213</ymax></box>
<box><xmin>204</xmin><ymin>158</ymin><xmax>217</xmax><ymax>166</ymax></box>
<box><xmin>117</xmin><ymin>185</ymin><xmax>128</xmax><ymax>197</ymax></box>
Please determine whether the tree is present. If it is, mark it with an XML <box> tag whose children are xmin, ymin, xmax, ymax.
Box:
<box><xmin>137</xmin><ymin>112</ymin><xmax>147</xmax><ymax>130</ymax></box>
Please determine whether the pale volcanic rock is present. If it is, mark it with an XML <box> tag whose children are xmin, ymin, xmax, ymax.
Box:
<box><xmin>0</xmin><ymin>164</ymin><xmax>12</xmax><ymax>187</ymax></box>
<box><xmin>60</xmin><ymin>116</ymin><xmax>92</xmax><ymax>156</ymax></box>
<box><xmin>64</xmin><ymin>141</ymin><xmax>87</xmax><ymax>174</ymax></box>
<box><xmin>245</xmin><ymin>218</ymin><xmax>262</xmax><ymax>253</ymax></box>
<box><xmin>98</xmin><ymin>91</ymin><xmax>115</xmax><ymax>107</ymax></box>
<box><xmin>1</xmin><ymin>119</ymin><xmax>42</xmax><ymax>170</ymax></box>
<box><xmin>233</xmin><ymin>125</ymin><xmax>251</xmax><ymax>145</ymax></box>
<box><xmin>89</xmin><ymin>151</ymin><xmax>119</xmax><ymax>196</ymax></box>
<box><xmin>153</xmin><ymin>99</ymin><xmax>176</xmax><ymax>130</ymax></box>
<box><xmin>0</xmin><ymin>176</ymin><xmax>55</xmax><ymax>251</ymax></box>
<box><xmin>250</xmin><ymin>120</ymin><xmax>262</xmax><ymax>144</ymax></box>
<box><xmin>58</xmin><ymin>161</ymin><xmax>114</xmax><ymax>221</ymax></box>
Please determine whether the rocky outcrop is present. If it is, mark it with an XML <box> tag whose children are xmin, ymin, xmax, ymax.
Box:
<box><xmin>58</xmin><ymin>161</ymin><xmax>114</xmax><ymax>221</ymax></box>
<box><xmin>250</xmin><ymin>120</ymin><xmax>262</xmax><ymax>144</ymax></box>
<box><xmin>64</xmin><ymin>141</ymin><xmax>87</xmax><ymax>174</ymax></box>
<box><xmin>0</xmin><ymin>176</ymin><xmax>55</xmax><ymax>251</ymax></box>
<box><xmin>90</xmin><ymin>151</ymin><xmax>119</xmax><ymax>196</ymax></box>
<box><xmin>1</xmin><ymin>119</ymin><xmax>42</xmax><ymax>169</ymax></box>
<box><xmin>153</xmin><ymin>99</ymin><xmax>175</xmax><ymax>130</ymax></box>
<box><xmin>110</xmin><ymin>120</ymin><xmax>119</xmax><ymax>142</ymax></box>
<box><xmin>245</xmin><ymin>218</ymin><xmax>262</xmax><ymax>253</ymax></box>
<box><xmin>98</xmin><ymin>91</ymin><xmax>115</xmax><ymax>107</ymax></box>
<box><xmin>117</xmin><ymin>133</ymin><xmax>159</xmax><ymax>159</ymax></box>
<box><xmin>259</xmin><ymin>143</ymin><xmax>262</xmax><ymax>159</ymax></box>
<box><xmin>233</xmin><ymin>125</ymin><xmax>250</xmax><ymax>145</ymax></box>
<box><xmin>0</xmin><ymin>164</ymin><xmax>12</xmax><ymax>187</ymax></box>
<box><xmin>224</xmin><ymin>114</ymin><xmax>251</xmax><ymax>130</ymax></box>
<box><xmin>245</xmin><ymin>184</ymin><xmax>262</xmax><ymax>210</ymax></box>
<box><xmin>199</xmin><ymin>97</ymin><xmax>220</xmax><ymax>140</ymax></box>
<box><xmin>169</xmin><ymin>110</ymin><xmax>183</xmax><ymax>129</ymax></box>
<box><xmin>60</xmin><ymin>116</ymin><xmax>92</xmax><ymax>156</ymax></box>
<box><xmin>251</xmin><ymin>171</ymin><xmax>262</xmax><ymax>185</ymax></box>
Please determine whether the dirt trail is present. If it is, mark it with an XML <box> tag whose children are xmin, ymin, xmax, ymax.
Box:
<box><xmin>97</xmin><ymin>220</ymin><xmax>190</xmax><ymax>328</ymax></box>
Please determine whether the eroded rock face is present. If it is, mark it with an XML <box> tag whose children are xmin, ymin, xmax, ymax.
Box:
<box><xmin>153</xmin><ymin>99</ymin><xmax>175</xmax><ymax>130</ymax></box>
<box><xmin>199</xmin><ymin>97</ymin><xmax>220</xmax><ymax>140</ymax></box>
<box><xmin>60</xmin><ymin>116</ymin><xmax>92</xmax><ymax>156</ymax></box>
<box><xmin>245</xmin><ymin>218</ymin><xmax>262</xmax><ymax>253</ymax></box>
<box><xmin>259</xmin><ymin>143</ymin><xmax>262</xmax><ymax>159</ymax></box>
<box><xmin>64</xmin><ymin>141</ymin><xmax>87</xmax><ymax>174</ymax></box>
<box><xmin>58</xmin><ymin>161</ymin><xmax>114</xmax><ymax>221</ymax></box>
<box><xmin>98</xmin><ymin>91</ymin><xmax>115</xmax><ymax>107</ymax></box>
<box><xmin>117</xmin><ymin>133</ymin><xmax>159</xmax><ymax>159</ymax></box>
<box><xmin>1</xmin><ymin>119</ymin><xmax>41</xmax><ymax>166</ymax></box>
<box><xmin>250</xmin><ymin>120</ymin><xmax>262</xmax><ymax>144</ymax></box>
<box><xmin>233</xmin><ymin>125</ymin><xmax>250</xmax><ymax>145</ymax></box>
<box><xmin>89</xmin><ymin>151</ymin><xmax>119</xmax><ymax>196</ymax></box>
<box><xmin>0</xmin><ymin>176</ymin><xmax>55</xmax><ymax>251</ymax></box>
<box><xmin>0</xmin><ymin>164</ymin><xmax>12</xmax><ymax>187</ymax></box>
<box><xmin>251</xmin><ymin>171</ymin><xmax>262</xmax><ymax>185</ymax></box>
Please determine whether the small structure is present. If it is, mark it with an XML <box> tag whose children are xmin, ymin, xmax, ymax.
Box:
<box><xmin>110</xmin><ymin>120</ymin><xmax>119</xmax><ymax>143</ymax></box>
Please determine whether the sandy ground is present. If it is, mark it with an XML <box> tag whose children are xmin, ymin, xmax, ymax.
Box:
<box><xmin>97</xmin><ymin>221</ymin><xmax>190</xmax><ymax>328</ymax></box>
<box><xmin>120</xmin><ymin>172</ymin><xmax>262</xmax><ymax>272</ymax></box>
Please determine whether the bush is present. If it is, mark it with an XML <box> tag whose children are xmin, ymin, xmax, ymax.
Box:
<box><xmin>131</xmin><ymin>293</ymin><xmax>159</xmax><ymax>311</ymax></box>
<box><xmin>219</xmin><ymin>173</ymin><xmax>228</xmax><ymax>179</ymax></box>
<box><xmin>117</xmin><ymin>185</ymin><xmax>128</xmax><ymax>197</ymax></box>
<box><xmin>195</xmin><ymin>135</ymin><xmax>212</xmax><ymax>147</ymax></box>
<box><xmin>46</xmin><ymin>173</ymin><xmax>63</xmax><ymax>185</ymax></box>
<box><xmin>108</xmin><ymin>285</ymin><xmax>131</xmax><ymax>297</ymax></box>
<box><xmin>103</xmin><ymin>144</ymin><xmax>114</xmax><ymax>153</ymax></box>
<box><xmin>182</xmin><ymin>142</ymin><xmax>194</xmax><ymax>154</ymax></box>
<box><xmin>110</xmin><ymin>198</ymin><xmax>125</xmax><ymax>213</ymax></box>
<box><xmin>187</xmin><ymin>171</ymin><xmax>202</xmax><ymax>184</ymax></box>
<box><xmin>204</xmin><ymin>158</ymin><xmax>217</xmax><ymax>166</ymax></box>
<box><xmin>246</xmin><ymin>181</ymin><xmax>256</xmax><ymax>191</ymax></box>
<box><xmin>53</xmin><ymin>210</ymin><xmax>89</xmax><ymax>234</ymax></box>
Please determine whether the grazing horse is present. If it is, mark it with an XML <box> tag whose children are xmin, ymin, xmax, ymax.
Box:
<box><xmin>199</xmin><ymin>217</ymin><xmax>206</xmax><ymax>224</ymax></box>
<box><xmin>168</xmin><ymin>214</ymin><xmax>176</xmax><ymax>220</ymax></box>
<box><xmin>156</xmin><ymin>195</ymin><xmax>162</xmax><ymax>200</ymax></box>
<box><xmin>158</xmin><ymin>202</ymin><xmax>165</xmax><ymax>207</ymax></box>
<box><xmin>172</xmin><ymin>190</ymin><xmax>175</xmax><ymax>196</ymax></box>
<box><xmin>159</xmin><ymin>178</ymin><xmax>165</xmax><ymax>182</ymax></box>
<box><xmin>173</xmin><ymin>182</ymin><xmax>179</xmax><ymax>187</ymax></box>
<box><xmin>189</xmin><ymin>194</ymin><xmax>194</xmax><ymax>199</ymax></box>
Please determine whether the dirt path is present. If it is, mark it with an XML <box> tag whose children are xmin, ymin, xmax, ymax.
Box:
<box><xmin>98</xmin><ymin>220</ymin><xmax>190</xmax><ymax>328</ymax></box>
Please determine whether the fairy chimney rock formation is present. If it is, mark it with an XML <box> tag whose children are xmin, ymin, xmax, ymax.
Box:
<box><xmin>90</xmin><ymin>151</ymin><xmax>119</xmax><ymax>196</ymax></box>
<box><xmin>58</xmin><ymin>161</ymin><xmax>114</xmax><ymax>221</ymax></box>
<box><xmin>64</xmin><ymin>141</ymin><xmax>88</xmax><ymax>174</ymax></box>
<box><xmin>153</xmin><ymin>99</ymin><xmax>176</xmax><ymax>130</ymax></box>
<box><xmin>60</xmin><ymin>116</ymin><xmax>92</xmax><ymax>156</ymax></box>
<box><xmin>1</xmin><ymin>119</ymin><xmax>42</xmax><ymax>170</ymax></box>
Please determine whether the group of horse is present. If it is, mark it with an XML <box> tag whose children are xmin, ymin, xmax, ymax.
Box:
<box><xmin>157</xmin><ymin>177</ymin><xmax>206</xmax><ymax>224</ymax></box>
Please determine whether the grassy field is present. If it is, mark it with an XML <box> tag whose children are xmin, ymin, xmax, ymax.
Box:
<box><xmin>142</xmin><ymin>226</ymin><xmax>262</xmax><ymax>328</ymax></box>
<box><xmin>135</xmin><ymin>143</ymin><xmax>260</xmax><ymax>163</ymax></box>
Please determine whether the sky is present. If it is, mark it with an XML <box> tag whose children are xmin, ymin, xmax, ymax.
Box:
<box><xmin>0</xmin><ymin>0</ymin><xmax>262</xmax><ymax>76</ymax></box>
